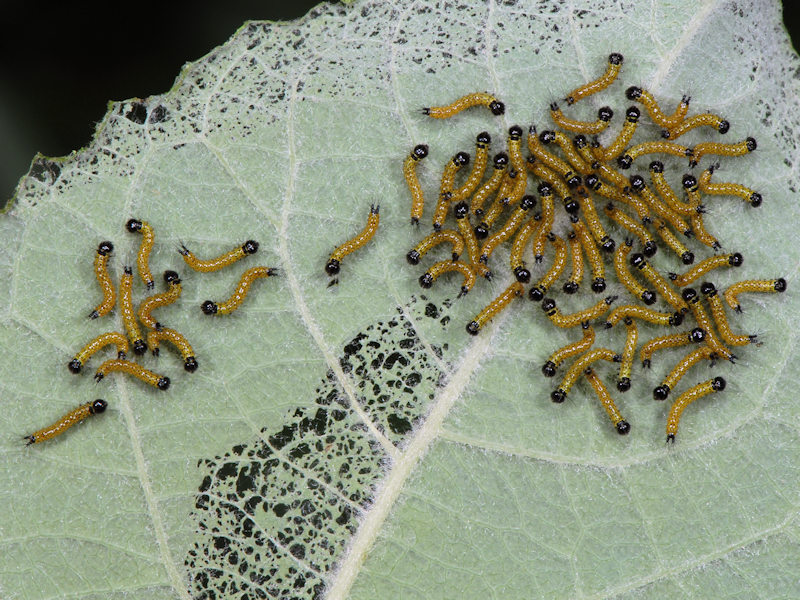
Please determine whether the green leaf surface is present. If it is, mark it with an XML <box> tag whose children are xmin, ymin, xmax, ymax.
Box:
<box><xmin>2</xmin><ymin>1</ymin><xmax>799</xmax><ymax>598</ymax></box>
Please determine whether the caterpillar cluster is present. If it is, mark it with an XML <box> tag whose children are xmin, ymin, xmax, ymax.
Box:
<box><xmin>25</xmin><ymin>223</ymin><xmax>278</xmax><ymax>445</ymax></box>
<box><xmin>406</xmin><ymin>54</ymin><xmax>787</xmax><ymax>443</ymax></box>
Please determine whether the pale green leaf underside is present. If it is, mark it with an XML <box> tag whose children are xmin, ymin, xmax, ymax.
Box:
<box><xmin>2</xmin><ymin>1</ymin><xmax>799</xmax><ymax>599</ymax></box>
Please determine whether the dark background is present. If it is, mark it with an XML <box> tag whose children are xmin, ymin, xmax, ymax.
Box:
<box><xmin>1</xmin><ymin>3</ymin><xmax>798</xmax><ymax>204</ymax></box>
<box><xmin>0</xmin><ymin>0</ymin><xmax>323</xmax><ymax>205</ymax></box>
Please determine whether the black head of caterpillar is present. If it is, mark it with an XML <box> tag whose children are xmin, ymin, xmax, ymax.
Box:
<box><xmin>325</xmin><ymin>259</ymin><xmax>340</xmax><ymax>276</ymax></box>
<box><xmin>598</xmin><ymin>106</ymin><xmax>614</xmax><ymax>122</ymax></box>
<box><xmin>411</xmin><ymin>144</ymin><xmax>429</xmax><ymax>160</ymax></box>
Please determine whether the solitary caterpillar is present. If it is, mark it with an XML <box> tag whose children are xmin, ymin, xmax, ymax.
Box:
<box><xmin>325</xmin><ymin>204</ymin><xmax>380</xmax><ymax>278</ymax></box>
<box><xmin>25</xmin><ymin>399</ymin><xmax>108</xmax><ymax>445</ymax></box>
<box><xmin>422</xmin><ymin>92</ymin><xmax>505</xmax><ymax>118</ymax></box>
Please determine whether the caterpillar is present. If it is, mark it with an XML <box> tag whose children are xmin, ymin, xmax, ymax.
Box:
<box><xmin>88</xmin><ymin>241</ymin><xmax>116</xmax><ymax>319</ymax></box>
<box><xmin>422</xmin><ymin>92</ymin><xmax>505</xmax><ymax>118</ymax></box>
<box><xmin>564</xmin><ymin>53</ymin><xmax>623</xmax><ymax>105</ymax></box>
<box><xmin>202</xmin><ymin>266</ymin><xmax>279</xmax><ymax>316</ymax></box>
<box><xmin>138</xmin><ymin>270</ymin><xmax>182</xmax><ymax>330</ymax></box>
<box><xmin>68</xmin><ymin>331</ymin><xmax>129</xmax><ymax>374</ymax></box>
<box><xmin>24</xmin><ymin>399</ymin><xmax>108</xmax><ymax>445</ymax></box>
<box><xmin>126</xmin><ymin>218</ymin><xmax>156</xmax><ymax>290</ymax></box>
<box><xmin>179</xmin><ymin>240</ymin><xmax>258</xmax><ymax>272</ymax></box>
<box><xmin>325</xmin><ymin>204</ymin><xmax>380</xmax><ymax>277</ymax></box>
<box><xmin>95</xmin><ymin>359</ymin><xmax>170</xmax><ymax>390</ymax></box>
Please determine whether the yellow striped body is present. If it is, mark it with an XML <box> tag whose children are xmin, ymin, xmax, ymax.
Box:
<box><xmin>537</xmin><ymin>234</ymin><xmax>567</xmax><ymax>291</ymax></box>
<box><xmin>465</xmin><ymin>281</ymin><xmax>523</xmax><ymax>334</ymax></box>
<box><xmin>543</xmin><ymin>297</ymin><xmax>615</xmax><ymax>329</ymax></box>
<box><xmin>506</xmin><ymin>130</ymin><xmax>525</xmax><ymax>175</ymax></box>
<box><xmin>663</xmin><ymin>112</ymin><xmax>732</xmax><ymax>137</ymax></box>
<box><xmin>455</xmin><ymin>205</ymin><xmax>481</xmax><ymax>266</ymax></box>
<box><xmin>671</xmin><ymin>254</ymin><xmax>740</xmax><ymax>287</ymax></box>
<box><xmin>25</xmin><ymin>399</ymin><xmax>107</xmax><ymax>445</ymax></box>
<box><xmin>613</xmin><ymin>240</ymin><xmax>651</xmax><ymax>302</ymax></box>
<box><xmin>650</xmin><ymin>170</ymin><xmax>695</xmax><ymax>216</ymax></box>
<box><xmin>637</xmin><ymin>182</ymin><xmax>690</xmax><ymax>234</ymax></box>
<box><xmin>689</xmin><ymin>211</ymin><xmax>719</xmax><ymax>249</ymax></box>
<box><xmin>618</xmin><ymin>318</ymin><xmax>638</xmax><ymax>383</ymax></box>
<box><xmin>422</xmin><ymin>260</ymin><xmax>476</xmax><ymax>297</ymax></box>
<box><xmin>633</xmin><ymin>255</ymin><xmax>687</xmax><ymax>312</ymax></box>
<box><xmin>591</xmin><ymin>161</ymin><xmax>630</xmax><ymax>191</ymax></box>
<box><xmin>528</xmin><ymin>160</ymin><xmax>571</xmax><ymax>201</ymax></box>
<box><xmin>565</xmin><ymin>231</ymin><xmax>584</xmax><ymax>292</ymax></box>
<box><xmin>481</xmin><ymin>186</ymin><xmax>510</xmax><ymax>230</ymax></box>
<box><xmin>599</xmin><ymin>117</ymin><xmax>639</xmax><ymax>162</ymax></box>
<box><xmin>71</xmin><ymin>331</ymin><xmax>129</xmax><ymax>373</ymax></box>
<box><xmin>532</xmin><ymin>194</ymin><xmax>554</xmax><ymax>260</ymax></box>
<box><xmin>138</xmin><ymin>279</ymin><xmax>182</xmax><ymax>329</ymax></box>
<box><xmin>584</xmin><ymin>368</ymin><xmax>628</xmax><ymax>431</ymax></box>
<box><xmin>179</xmin><ymin>240</ymin><xmax>258</xmax><ymax>272</ymax></box>
<box><xmin>576</xmin><ymin>190</ymin><xmax>611</xmax><ymax>250</ymax></box>
<box><xmin>471</xmin><ymin>159</ymin><xmax>507</xmax><ymax>216</ymax></box>
<box><xmin>605</xmin><ymin>305</ymin><xmax>678</xmax><ymax>328</ymax></box>
<box><xmin>528</xmin><ymin>133</ymin><xmax>574</xmax><ymax>180</ymax></box>
<box><xmin>550</xmin><ymin>106</ymin><xmax>611</xmax><ymax>135</ymax></box>
<box><xmin>480</xmin><ymin>199</ymin><xmax>533</xmax><ymax>262</ymax></box>
<box><xmin>704</xmin><ymin>289</ymin><xmax>754</xmax><ymax>347</ymax></box>
<box><xmin>549</xmin><ymin>131</ymin><xmax>594</xmax><ymax>174</ymax></box>
<box><xmin>698</xmin><ymin>169</ymin><xmax>760</xmax><ymax>205</ymax></box>
<box><xmin>630</xmin><ymin>89</ymin><xmax>689</xmax><ymax>129</ymax></box>
<box><xmin>453</xmin><ymin>139</ymin><xmax>489</xmax><ymax>202</ymax></box>
<box><xmin>120</xmin><ymin>267</ymin><xmax>146</xmax><ymax>354</ymax></box>
<box><xmin>423</xmin><ymin>93</ymin><xmax>504</xmax><ymax>118</ymax></box>
<box><xmin>625</xmin><ymin>140</ymin><xmax>692</xmax><ymax>163</ymax></box>
<box><xmin>214</xmin><ymin>267</ymin><xmax>277</xmax><ymax>315</ymax></box>
<box><xmin>653</xmin><ymin>219</ymin><xmax>693</xmax><ymax>264</ymax></box>
<box><xmin>135</xmin><ymin>221</ymin><xmax>156</xmax><ymax>289</ymax></box>
<box><xmin>724</xmin><ymin>278</ymin><xmax>786</xmax><ymax>312</ymax></box>
<box><xmin>666</xmin><ymin>377</ymin><xmax>725</xmax><ymax>440</ymax></box>
<box><xmin>691</xmin><ymin>137</ymin><xmax>756</xmax><ymax>166</ymax></box>
<box><xmin>604</xmin><ymin>205</ymin><xmax>654</xmax><ymax>250</ymax></box>
<box><xmin>573</xmin><ymin>216</ymin><xmax>604</xmax><ymax>283</ymax></box>
<box><xmin>661</xmin><ymin>346</ymin><xmax>715</xmax><ymax>391</ymax></box>
<box><xmin>147</xmin><ymin>327</ymin><xmax>198</xmax><ymax>372</ymax></box>
<box><xmin>506</xmin><ymin>163</ymin><xmax>528</xmax><ymax>207</ymax></box>
<box><xmin>546</xmin><ymin>323</ymin><xmax>595</xmax><ymax>369</ymax></box>
<box><xmin>403</xmin><ymin>145</ymin><xmax>428</xmax><ymax>223</ymax></box>
<box><xmin>557</xmin><ymin>348</ymin><xmax>619</xmax><ymax>398</ymax></box>
<box><xmin>564</xmin><ymin>54</ymin><xmax>622</xmax><ymax>105</ymax></box>
<box><xmin>509</xmin><ymin>217</ymin><xmax>539</xmax><ymax>272</ymax></box>
<box><xmin>90</xmin><ymin>245</ymin><xmax>116</xmax><ymax>319</ymax></box>
<box><xmin>409</xmin><ymin>229</ymin><xmax>464</xmax><ymax>264</ymax></box>
<box><xmin>95</xmin><ymin>358</ymin><xmax>170</xmax><ymax>390</ymax></box>
<box><xmin>326</xmin><ymin>205</ymin><xmax>380</xmax><ymax>276</ymax></box>
<box><xmin>640</xmin><ymin>331</ymin><xmax>698</xmax><ymax>366</ymax></box>
<box><xmin>434</xmin><ymin>154</ymin><xmax>469</xmax><ymax>228</ymax></box>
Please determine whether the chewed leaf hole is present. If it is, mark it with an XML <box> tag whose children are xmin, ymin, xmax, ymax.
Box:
<box><xmin>186</xmin><ymin>295</ymin><xmax>451</xmax><ymax>598</ymax></box>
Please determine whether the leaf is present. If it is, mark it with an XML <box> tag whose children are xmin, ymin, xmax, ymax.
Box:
<box><xmin>1</xmin><ymin>1</ymin><xmax>799</xmax><ymax>599</ymax></box>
